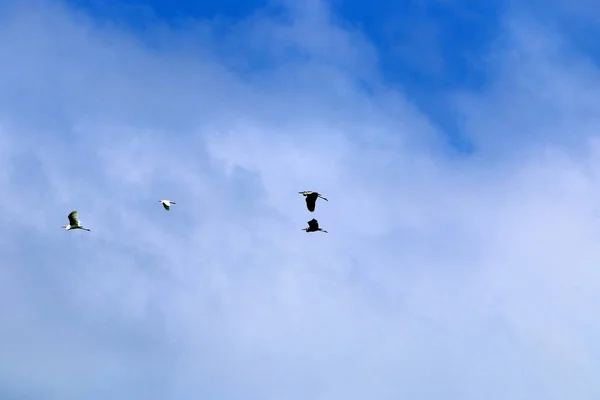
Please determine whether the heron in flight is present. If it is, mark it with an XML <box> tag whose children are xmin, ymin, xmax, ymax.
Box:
<box><xmin>302</xmin><ymin>218</ymin><xmax>328</xmax><ymax>233</ymax></box>
<box><xmin>61</xmin><ymin>210</ymin><xmax>91</xmax><ymax>231</ymax></box>
<box><xmin>299</xmin><ymin>191</ymin><xmax>328</xmax><ymax>212</ymax></box>
<box><xmin>159</xmin><ymin>200</ymin><xmax>176</xmax><ymax>211</ymax></box>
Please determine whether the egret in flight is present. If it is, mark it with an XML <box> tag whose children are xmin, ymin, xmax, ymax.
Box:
<box><xmin>61</xmin><ymin>210</ymin><xmax>91</xmax><ymax>231</ymax></box>
<box><xmin>159</xmin><ymin>200</ymin><xmax>176</xmax><ymax>211</ymax></box>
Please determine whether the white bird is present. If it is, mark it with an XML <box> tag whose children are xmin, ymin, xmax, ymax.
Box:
<box><xmin>61</xmin><ymin>210</ymin><xmax>91</xmax><ymax>231</ymax></box>
<box><xmin>159</xmin><ymin>199</ymin><xmax>176</xmax><ymax>211</ymax></box>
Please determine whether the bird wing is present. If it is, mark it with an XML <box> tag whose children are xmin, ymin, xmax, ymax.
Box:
<box><xmin>305</xmin><ymin>196</ymin><xmax>316</xmax><ymax>212</ymax></box>
<box><xmin>308</xmin><ymin>218</ymin><xmax>318</xmax><ymax>229</ymax></box>
<box><xmin>162</xmin><ymin>202</ymin><xmax>170</xmax><ymax>210</ymax></box>
<box><xmin>68</xmin><ymin>210</ymin><xmax>80</xmax><ymax>226</ymax></box>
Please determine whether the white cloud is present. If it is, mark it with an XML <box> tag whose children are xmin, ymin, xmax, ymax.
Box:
<box><xmin>1</xmin><ymin>1</ymin><xmax>600</xmax><ymax>399</ymax></box>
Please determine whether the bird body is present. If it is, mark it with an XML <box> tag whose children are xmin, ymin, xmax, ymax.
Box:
<box><xmin>299</xmin><ymin>191</ymin><xmax>328</xmax><ymax>212</ymax></box>
<box><xmin>159</xmin><ymin>199</ymin><xmax>176</xmax><ymax>210</ymax></box>
<box><xmin>61</xmin><ymin>210</ymin><xmax>90</xmax><ymax>231</ymax></box>
<box><xmin>302</xmin><ymin>218</ymin><xmax>327</xmax><ymax>233</ymax></box>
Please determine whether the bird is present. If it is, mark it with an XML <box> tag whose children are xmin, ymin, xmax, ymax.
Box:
<box><xmin>302</xmin><ymin>218</ymin><xmax>328</xmax><ymax>233</ymax></box>
<box><xmin>298</xmin><ymin>191</ymin><xmax>328</xmax><ymax>212</ymax></box>
<box><xmin>159</xmin><ymin>200</ymin><xmax>176</xmax><ymax>211</ymax></box>
<box><xmin>61</xmin><ymin>210</ymin><xmax>91</xmax><ymax>231</ymax></box>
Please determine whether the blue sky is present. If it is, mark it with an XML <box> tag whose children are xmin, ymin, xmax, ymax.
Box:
<box><xmin>2</xmin><ymin>0</ymin><xmax>600</xmax><ymax>399</ymax></box>
<box><xmin>67</xmin><ymin>0</ymin><xmax>506</xmax><ymax>151</ymax></box>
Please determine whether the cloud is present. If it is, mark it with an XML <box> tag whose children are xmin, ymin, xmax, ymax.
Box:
<box><xmin>1</xmin><ymin>1</ymin><xmax>600</xmax><ymax>399</ymax></box>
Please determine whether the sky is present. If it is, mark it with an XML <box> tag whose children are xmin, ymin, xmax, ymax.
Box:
<box><xmin>1</xmin><ymin>0</ymin><xmax>600</xmax><ymax>398</ymax></box>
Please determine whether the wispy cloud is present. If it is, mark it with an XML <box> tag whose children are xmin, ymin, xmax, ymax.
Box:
<box><xmin>1</xmin><ymin>1</ymin><xmax>600</xmax><ymax>399</ymax></box>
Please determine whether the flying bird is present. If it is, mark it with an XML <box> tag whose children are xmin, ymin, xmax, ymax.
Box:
<box><xmin>159</xmin><ymin>200</ymin><xmax>176</xmax><ymax>211</ymax></box>
<box><xmin>61</xmin><ymin>210</ymin><xmax>91</xmax><ymax>231</ymax></box>
<box><xmin>302</xmin><ymin>218</ymin><xmax>328</xmax><ymax>233</ymax></box>
<box><xmin>299</xmin><ymin>191</ymin><xmax>328</xmax><ymax>212</ymax></box>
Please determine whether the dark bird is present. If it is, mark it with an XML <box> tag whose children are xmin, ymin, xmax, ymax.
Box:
<box><xmin>302</xmin><ymin>218</ymin><xmax>328</xmax><ymax>233</ymax></box>
<box><xmin>298</xmin><ymin>191</ymin><xmax>328</xmax><ymax>212</ymax></box>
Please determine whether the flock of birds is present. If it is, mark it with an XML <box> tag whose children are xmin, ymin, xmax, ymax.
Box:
<box><xmin>61</xmin><ymin>191</ymin><xmax>330</xmax><ymax>233</ymax></box>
